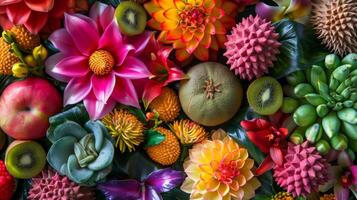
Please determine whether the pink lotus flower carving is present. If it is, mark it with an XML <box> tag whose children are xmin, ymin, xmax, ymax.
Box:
<box><xmin>45</xmin><ymin>2</ymin><xmax>152</xmax><ymax>119</ymax></box>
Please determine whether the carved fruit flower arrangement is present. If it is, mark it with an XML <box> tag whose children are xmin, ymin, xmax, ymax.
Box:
<box><xmin>0</xmin><ymin>0</ymin><xmax>355</xmax><ymax>200</ymax></box>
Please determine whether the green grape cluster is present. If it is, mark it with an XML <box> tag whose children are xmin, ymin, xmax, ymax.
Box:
<box><xmin>283</xmin><ymin>53</ymin><xmax>357</xmax><ymax>155</ymax></box>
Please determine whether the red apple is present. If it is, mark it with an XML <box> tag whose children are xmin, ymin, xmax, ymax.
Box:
<box><xmin>0</xmin><ymin>77</ymin><xmax>62</xmax><ymax>140</ymax></box>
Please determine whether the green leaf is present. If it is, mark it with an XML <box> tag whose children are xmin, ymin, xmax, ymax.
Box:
<box><xmin>271</xmin><ymin>19</ymin><xmax>328</xmax><ymax>78</ymax></box>
<box><xmin>144</xmin><ymin>130</ymin><xmax>165</xmax><ymax>147</ymax></box>
<box><xmin>127</xmin><ymin>106</ymin><xmax>147</xmax><ymax>123</ymax></box>
<box><xmin>162</xmin><ymin>187</ymin><xmax>190</xmax><ymax>200</ymax></box>
<box><xmin>112</xmin><ymin>151</ymin><xmax>159</xmax><ymax>181</ymax></box>
<box><xmin>253</xmin><ymin>194</ymin><xmax>272</xmax><ymax>200</ymax></box>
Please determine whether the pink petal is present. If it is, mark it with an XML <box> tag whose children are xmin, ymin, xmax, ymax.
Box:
<box><xmin>51</xmin><ymin>56</ymin><xmax>89</xmax><ymax>77</ymax></box>
<box><xmin>334</xmin><ymin>184</ymin><xmax>350</xmax><ymax>200</ymax></box>
<box><xmin>0</xmin><ymin>14</ymin><xmax>14</xmax><ymax>30</ymax></box>
<box><xmin>0</xmin><ymin>0</ymin><xmax>21</xmax><ymax>6</ymax></box>
<box><xmin>115</xmin><ymin>56</ymin><xmax>151</xmax><ymax>79</ymax></box>
<box><xmin>112</xmin><ymin>78</ymin><xmax>140</xmax><ymax>108</ymax></box>
<box><xmin>64</xmin><ymin>74</ymin><xmax>92</xmax><ymax>105</ymax></box>
<box><xmin>91</xmin><ymin>72</ymin><xmax>116</xmax><ymax>103</ymax></box>
<box><xmin>142</xmin><ymin>81</ymin><xmax>163</xmax><ymax>109</ymax></box>
<box><xmin>6</xmin><ymin>2</ymin><xmax>31</xmax><ymax>25</ymax></box>
<box><xmin>24</xmin><ymin>0</ymin><xmax>54</xmax><ymax>12</ymax></box>
<box><xmin>125</xmin><ymin>31</ymin><xmax>152</xmax><ymax>54</ymax></box>
<box><xmin>166</xmin><ymin>67</ymin><xmax>186</xmax><ymax>84</ymax></box>
<box><xmin>98</xmin><ymin>21</ymin><xmax>133</xmax><ymax>65</ymax></box>
<box><xmin>49</xmin><ymin>28</ymin><xmax>80</xmax><ymax>55</ymax></box>
<box><xmin>83</xmin><ymin>92</ymin><xmax>116</xmax><ymax>120</ymax></box>
<box><xmin>45</xmin><ymin>53</ymin><xmax>71</xmax><ymax>82</ymax></box>
<box><xmin>350</xmin><ymin>166</ymin><xmax>357</xmax><ymax>185</ymax></box>
<box><xmin>24</xmin><ymin>11</ymin><xmax>48</xmax><ymax>34</ymax></box>
<box><xmin>89</xmin><ymin>2</ymin><xmax>114</xmax><ymax>32</ymax></box>
<box><xmin>64</xmin><ymin>13</ymin><xmax>99</xmax><ymax>56</ymax></box>
<box><xmin>270</xmin><ymin>147</ymin><xmax>283</xmax><ymax>166</ymax></box>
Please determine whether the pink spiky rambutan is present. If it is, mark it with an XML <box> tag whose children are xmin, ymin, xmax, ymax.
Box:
<box><xmin>273</xmin><ymin>142</ymin><xmax>329</xmax><ymax>197</ymax></box>
<box><xmin>224</xmin><ymin>15</ymin><xmax>281</xmax><ymax>80</ymax></box>
<box><xmin>28</xmin><ymin>168</ymin><xmax>95</xmax><ymax>200</ymax></box>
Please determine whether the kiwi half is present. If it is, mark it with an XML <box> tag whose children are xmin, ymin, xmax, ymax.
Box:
<box><xmin>5</xmin><ymin>140</ymin><xmax>46</xmax><ymax>179</ymax></box>
<box><xmin>247</xmin><ymin>76</ymin><xmax>283</xmax><ymax>115</ymax></box>
<box><xmin>115</xmin><ymin>1</ymin><xmax>147</xmax><ymax>36</ymax></box>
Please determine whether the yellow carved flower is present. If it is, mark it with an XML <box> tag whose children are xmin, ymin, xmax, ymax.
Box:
<box><xmin>181</xmin><ymin>134</ymin><xmax>261</xmax><ymax>200</ymax></box>
<box><xmin>170</xmin><ymin>119</ymin><xmax>208</xmax><ymax>145</ymax></box>
<box><xmin>144</xmin><ymin>0</ymin><xmax>238</xmax><ymax>61</ymax></box>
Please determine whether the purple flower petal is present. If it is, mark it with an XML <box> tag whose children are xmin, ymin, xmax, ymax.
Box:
<box><xmin>112</xmin><ymin>78</ymin><xmax>140</xmax><ymax>108</ymax></box>
<box><xmin>64</xmin><ymin>13</ymin><xmax>99</xmax><ymax>56</ymax></box>
<box><xmin>45</xmin><ymin>53</ymin><xmax>71</xmax><ymax>82</ymax></box>
<box><xmin>334</xmin><ymin>184</ymin><xmax>350</xmax><ymax>200</ymax></box>
<box><xmin>97</xmin><ymin>180</ymin><xmax>141</xmax><ymax>200</ymax></box>
<box><xmin>255</xmin><ymin>2</ymin><xmax>284</xmax><ymax>21</ymax></box>
<box><xmin>350</xmin><ymin>166</ymin><xmax>357</xmax><ymax>185</ymax></box>
<box><xmin>115</xmin><ymin>56</ymin><xmax>151</xmax><ymax>79</ymax></box>
<box><xmin>338</xmin><ymin>151</ymin><xmax>353</xmax><ymax>168</ymax></box>
<box><xmin>64</xmin><ymin>74</ymin><xmax>92</xmax><ymax>105</ymax></box>
<box><xmin>125</xmin><ymin>31</ymin><xmax>152</xmax><ymax>54</ymax></box>
<box><xmin>145</xmin><ymin>168</ymin><xmax>185</xmax><ymax>193</ymax></box>
<box><xmin>91</xmin><ymin>72</ymin><xmax>116</xmax><ymax>103</ymax></box>
<box><xmin>89</xmin><ymin>2</ymin><xmax>115</xmax><ymax>32</ymax></box>
<box><xmin>83</xmin><ymin>92</ymin><xmax>116</xmax><ymax>120</ymax></box>
<box><xmin>51</xmin><ymin>56</ymin><xmax>89</xmax><ymax>77</ymax></box>
<box><xmin>49</xmin><ymin>28</ymin><xmax>80</xmax><ymax>55</ymax></box>
<box><xmin>144</xmin><ymin>186</ymin><xmax>162</xmax><ymax>200</ymax></box>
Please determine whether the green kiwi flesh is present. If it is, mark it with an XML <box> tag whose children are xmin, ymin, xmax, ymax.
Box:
<box><xmin>247</xmin><ymin>76</ymin><xmax>283</xmax><ymax>115</ymax></box>
<box><xmin>5</xmin><ymin>141</ymin><xmax>46</xmax><ymax>179</ymax></box>
<box><xmin>115</xmin><ymin>1</ymin><xmax>147</xmax><ymax>36</ymax></box>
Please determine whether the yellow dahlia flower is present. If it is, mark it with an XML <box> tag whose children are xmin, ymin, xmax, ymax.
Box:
<box><xmin>181</xmin><ymin>135</ymin><xmax>261</xmax><ymax>200</ymax></box>
<box><xmin>170</xmin><ymin>119</ymin><xmax>207</xmax><ymax>145</ymax></box>
<box><xmin>144</xmin><ymin>0</ymin><xmax>238</xmax><ymax>61</ymax></box>
<box><xmin>102</xmin><ymin>109</ymin><xmax>144</xmax><ymax>153</ymax></box>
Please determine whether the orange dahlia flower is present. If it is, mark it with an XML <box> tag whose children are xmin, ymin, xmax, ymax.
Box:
<box><xmin>181</xmin><ymin>133</ymin><xmax>261</xmax><ymax>199</ymax></box>
<box><xmin>144</xmin><ymin>0</ymin><xmax>239</xmax><ymax>61</ymax></box>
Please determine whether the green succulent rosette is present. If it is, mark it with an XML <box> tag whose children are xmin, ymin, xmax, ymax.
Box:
<box><xmin>283</xmin><ymin>53</ymin><xmax>357</xmax><ymax>155</ymax></box>
<box><xmin>46</xmin><ymin>105</ymin><xmax>115</xmax><ymax>186</ymax></box>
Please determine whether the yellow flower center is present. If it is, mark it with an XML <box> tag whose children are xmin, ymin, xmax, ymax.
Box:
<box><xmin>89</xmin><ymin>50</ymin><xmax>115</xmax><ymax>76</ymax></box>
<box><xmin>179</xmin><ymin>7</ymin><xmax>207</xmax><ymax>32</ymax></box>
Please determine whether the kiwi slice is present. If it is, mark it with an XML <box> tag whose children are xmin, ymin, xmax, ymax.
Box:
<box><xmin>115</xmin><ymin>1</ymin><xmax>147</xmax><ymax>36</ymax></box>
<box><xmin>247</xmin><ymin>76</ymin><xmax>283</xmax><ymax>115</ymax></box>
<box><xmin>5</xmin><ymin>140</ymin><xmax>46</xmax><ymax>179</ymax></box>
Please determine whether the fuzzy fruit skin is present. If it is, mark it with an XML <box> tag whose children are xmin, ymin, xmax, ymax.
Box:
<box><xmin>0</xmin><ymin>160</ymin><xmax>15</xmax><ymax>200</ymax></box>
<box><xmin>0</xmin><ymin>78</ymin><xmax>62</xmax><ymax>140</ymax></box>
<box><xmin>149</xmin><ymin>87</ymin><xmax>181</xmax><ymax>122</ymax></box>
<box><xmin>179</xmin><ymin>62</ymin><xmax>243</xmax><ymax>126</ymax></box>
<box><xmin>146</xmin><ymin>127</ymin><xmax>180</xmax><ymax>165</ymax></box>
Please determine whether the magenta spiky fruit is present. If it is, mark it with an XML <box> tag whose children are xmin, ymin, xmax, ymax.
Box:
<box><xmin>28</xmin><ymin>168</ymin><xmax>95</xmax><ymax>200</ymax></box>
<box><xmin>224</xmin><ymin>15</ymin><xmax>281</xmax><ymax>80</ymax></box>
<box><xmin>273</xmin><ymin>142</ymin><xmax>329</xmax><ymax>197</ymax></box>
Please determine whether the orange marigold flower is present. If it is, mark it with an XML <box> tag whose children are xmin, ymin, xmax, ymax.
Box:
<box><xmin>144</xmin><ymin>0</ymin><xmax>239</xmax><ymax>62</ymax></box>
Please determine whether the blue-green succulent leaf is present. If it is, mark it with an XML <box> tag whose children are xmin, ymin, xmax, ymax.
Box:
<box><xmin>85</xmin><ymin>121</ymin><xmax>104</xmax><ymax>151</ymax></box>
<box><xmin>87</xmin><ymin>138</ymin><xmax>115</xmax><ymax>171</ymax></box>
<box><xmin>47</xmin><ymin>136</ymin><xmax>77</xmax><ymax>172</ymax></box>
<box><xmin>47</xmin><ymin>105</ymin><xmax>90</xmax><ymax>137</ymax></box>
<box><xmin>49</xmin><ymin>121</ymin><xmax>88</xmax><ymax>143</ymax></box>
<box><xmin>67</xmin><ymin>154</ymin><xmax>94</xmax><ymax>184</ymax></box>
